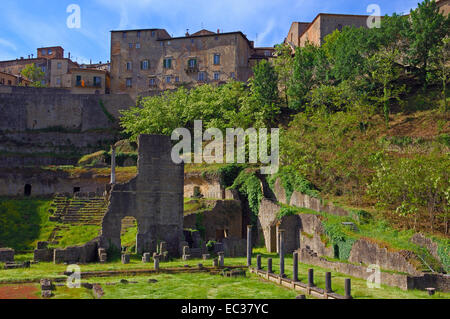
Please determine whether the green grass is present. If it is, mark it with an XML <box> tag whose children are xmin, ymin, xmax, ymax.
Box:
<box><xmin>51</xmin><ymin>273</ymin><xmax>298</xmax><ymax>299</ymax></box>
<box><xmin>0</xmin><ymin>198</ymin><xmax>53</xmax><ymax>250</ymax></box>
<box><xmin>1</xmin><ymin>248</ymin><xmax>449</xmax><ymax>299</ymax></box>
<box><xmin>55</xmin><ymin>225</ymin><xmax>101</xmax><ymax>248</ymax></box>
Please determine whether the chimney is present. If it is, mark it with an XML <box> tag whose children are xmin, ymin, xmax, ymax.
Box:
<box><xmin>185</xmin><ymin>29</ymin><xmax>190</xmax><ymax>36</ymax></box>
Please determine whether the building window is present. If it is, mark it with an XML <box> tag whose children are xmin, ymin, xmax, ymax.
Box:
<box><xmin>126</xmin><ymin>78</ymin><xmax>132</xmax><ymax>88</ymax></box>
<box><xmin>48</xmin><ymin>49</ymin><xmax>52</xmax><ymax>55</ymax></box>
<box><xmin>126</xmin><ymin>62</ymin><xmax>132</xmax><ymax>71</ymax></box>
<box><xmin>57</xmin><ymin>62</ymin><xmax>62</xmax><ymax>69</ymax></box>
<box><xmin>136</xmin><ymin>43</ymin><xmax>141</xmax><ymax>49</ymax></box>
<box><xmin>151</xmin><ymin>31</ymin><xmax>156</xmax><ymax>37</ymax></box>
<box><xmin>166</xmin><ymin>76</ymin><xmax>171</xmax><ymax>83</ymax></box>
<box><xmin>93</xmin><ymin>76</ymin><xmax>102</xmax><ymax>87</ymax></box>
<box><xmin>149</xmin><ymin>78</ymin><xmax>156</xmax><ymax>86</ymax></box>
<box><xmin>41</xmin><ymin>49</ymin><xmax>47</xmax><ymax>56</ymax></box>
<box><xmin>76</xmin><ymin>75</ymin><xmax>82</xmax><ymax>86</ymax></box>
<box><xmin>214</xmin><ymin>36</ymin><xmax>219</xmax><ymax>40</ymax></box>
<box><xmin>264</xmin><ymin>51</ymin><xmax>272</xmax><ymax>57</ymax></box>
<box><xmin>198</xmin><ymin>72</ymin><xmax>205</xmax><ymax>82</ymax></box>
<box><xmin>175</xmin><ymin>76</ymin><xmax>180</xmax><ymax>83</ymax></box>
<box><xmin>191</xmin><ymin>39</ymin><xmax>195</xmax><ymax>44</ymax></box>
<box><xmin>214</xmin><ymin>72</ymin><xmax>220</xmax><ymax>81</ymax></box>
<box><xmin>123</xmin><ymin>32</ymin><xmax>127</xmax><ymax>39</ymax></box>
<box><xmin>41</xmin><ymin>66</ymin><xmax>46</xmax><ymax>73</ymax></box>
<box><xmin>137</xmin><ymin>31</ymin><xmax>141</xmax><ymax>38</ymax></box>
<box><xmin>337</xmin><ymin>24</ymin><xmax>343</xmax><ymax>31</ymax></box>
<box><xmin>163</xmin><ymin>58</ymin><xmax>172</xmax><ymax>69</ymax></box>
<box><xmin>188</xmin><ymin>58</ymin><xmax>197</xmax><ymax>68</ymax></box>
<box><xmin>141</xmin><ymin>60</ymin><xmax>149</xmax><ymax>70</ymax></box>
<box><xmin>41</xmin><ymin>80</ymin><xmax>46</xmax><ymax>85</ymax></box>
<box><xmin>230</xmin><ymin>72</ymin><xmax>235</xmax><ymax>79</ymax></box>
<box><xmin>129</xmin><ymin>43</ymin><xmax>133</xmax><ymax>49</ymax></box>
<box><xmin>56</xmin><ymin>77</ymin><xmax>61</xmax><ymax>85</ymax></box>
<box><xmin>213</xmin><ymin>54</ymin><xmax>220</xmax><ymax>65</ymax></box>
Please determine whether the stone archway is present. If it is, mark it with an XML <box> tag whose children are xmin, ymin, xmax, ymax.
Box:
<box><xmin>100</xmin><ymin>135</ymin><xmax>184</xmax><ymax>256</ymax></box>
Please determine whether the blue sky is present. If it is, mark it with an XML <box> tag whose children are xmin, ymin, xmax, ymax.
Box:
<box><xmin>0</xmin><ymin>0</ymin><xmax>420</xmax><ymax>64</ymax></box>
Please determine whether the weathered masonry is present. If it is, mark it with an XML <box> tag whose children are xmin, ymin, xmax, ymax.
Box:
<box><xmin>99</xmin><ymin>135</ymin><xmax>184</xmax><ymax>256</ymax></box>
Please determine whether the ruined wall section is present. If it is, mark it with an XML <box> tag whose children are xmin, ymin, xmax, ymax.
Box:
<box><xmin>100</xmin><ymin>135</ymin><xmax>184</xmax><ymax>257</ymax></box>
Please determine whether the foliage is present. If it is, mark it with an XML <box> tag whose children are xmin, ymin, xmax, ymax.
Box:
<box><xmin>217</xmin><ymin>163</ymin><xmax>246</xmax><ymax>188</ymax></box>
<box><xmin>230</xmin><ymin>170</ymin><xmax>263</xmax><ymax>219</ymax></box>
<box><xmin>407</xmin><ymin>0</ymin><xmax>449</xmax><ymax>85</ymax></box>
<box><xmin>287</xmin><ymin>43</ymin><xmax>329</xmax><ymax>110</ymax></box>
<box><xmin>0</xmin><ymin>198</ymin><xmax>52</xmax><ymax>250</ymax></box>
<box><xmin>368</xmin><ymin>153</ymin><xmax>450</xmax><ymax>232</ymax></box>
<box><xmin>322</xmin><ymin>217</ymin><xmax>356</xmax><ymax>261</ymax></box>
<box><xmin>272</xmin><ymin>43</ymin><xmax>294</xmax><ymax>106</ymax></box>
<box><xmin>246</xmin><ymin>60</ymin><xmax>280</xmax><ymax>126</ymax></box>
<box><xmin>367</xmin><ymin>48</ymin><xmax>406</xmax><ymax>126</ymax></box>
<box><xmin>277</xmin><ymin>206</ymin><xmax>300</xmax><ymax>220</ymax></box>
<box><xmin>281</xmin><ymin>106</ymin><xmax>379</xmax><ymax>198</ymax></box>
<box><xmin>20</xmin><ymin>63</ymin><xmax>46</xmax><ymax>87</ymax></box>
<box><xmin>267</xmin><ymin>165</ymin><xmax>319</xmax><ymax>203</ymax></box>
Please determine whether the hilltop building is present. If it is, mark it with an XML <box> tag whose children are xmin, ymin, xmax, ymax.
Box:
<box><xmin>0</xmin><ymin>46</ymin><xmax>110</xmax><ymax>94</ymax></box>
<box><xmin>285</xmin><ymin>13</ymin><xmax>370</xmax><ymax>49</ymax></box>
<box><xmin>109</xmin><ymin>28</ymin><xmax>274</xmax><ymax>98</ymax></box>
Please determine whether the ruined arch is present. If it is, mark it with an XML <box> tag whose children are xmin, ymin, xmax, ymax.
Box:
<box><xmin>100</xmin><ymin>135</ymin><xmax>184</xmax><ymax>256</ymax></box>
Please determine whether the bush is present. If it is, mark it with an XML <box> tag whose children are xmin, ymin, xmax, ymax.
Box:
<box><xmin>230</xmin><ymin>170</ymin><xmax>263</xmax><ymax>219</ymax></box>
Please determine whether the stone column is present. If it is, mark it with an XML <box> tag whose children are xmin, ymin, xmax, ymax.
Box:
<box><xmin>256</xmin><ymin>254</ymin><xmax>262</xmax><ymax>270</ymax></box>
<box><xmin>345</xmin><ymin>278</ymin><xmax>352</xmax><ymax>299</ymax></box>
<box><xmin>218</xmin><ymin>252</ymin><xmax>224</xmax><ymax>267</ymax></box>
<box><xmin>293</xmin><ymin>252</ymin><xmax>298</xmax><ymax>282</ymax></box>
<box><xmin>267</xmin><ymin>258</ymin><xmax>273</xmax><ymax>273</ymax></box>
<box><xmin>154</xmin><ymin>255</ymin><xmax>160</xmax><ymax>271</ymax></box>
<box><xmin>325</xmin><ymin>272</ymin><xmax>332</xmax><ymax>293</ymax></box>
<box><xmin>110</xmin><ymin>145</ymin><xmax>116</xmax><ymax>185</ymax></box>
<box><xmin>308</xmin><ymin>268</ymin><xmax>314</xmax><ymax>287</ymax></box>
<box><xmin>247</xmin><ymin>225</ymin><xmax>252</xmax><ymax>267</ymax></box>
<box><xmin>279</xmin><ymin>229</ymin><xmax>285</xmax><ymax>277</ymax></box>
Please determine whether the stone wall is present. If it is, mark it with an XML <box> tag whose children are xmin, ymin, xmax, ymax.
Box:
<box><xmin>0</xmin><ymin>248</ymin><xmax>14</xmax><ymax>262</ymax></box>
<box><xmin>298</xmin><ymin>248</ymin><xmax>450</xmax><ymax>292</ymax></box>
<box><xmin>99</xmin><ymin>135</ymin><xmax>184</xmax><ymax>257</ymax></box>
<box><xmin>411</xmin><ymin>233</ymin><xmax>442</xmax><ymax>268</ymax></box>
<box><xmin>184</xmin><ymin>173</ymin><xmax>224</xmax><ymax>199</ymax></box>
<box><xmin>53</xmin><ymin>239</ymin><xmax>98</xmax><ymax>264</ymax></box>
<box><xmin>0</xmin><ymin>167</ymin><xmax>107</xmax><ymax>197</ymax></box>
<box><xmin>183</xmin><ymin>200</ymin><xmax>242</xmax><ymax>241</ymax></box>
<box><xmin>271</xmin><ymin>178</ymin><xmax>349</xmax><ymax>217</ymax></box>
<box><xmin>349</xmin><ymin>239</ymin><xmax>422</xmax><ymax>276</ymax></box>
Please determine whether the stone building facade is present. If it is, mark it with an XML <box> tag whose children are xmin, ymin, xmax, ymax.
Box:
<box><xmin>0</xmin><ymin>46</ymin><xmax>109</xmax><ymax>93</ymax></box>
<box><xmin>110</xmin><ymin>28</ymin><xmax>274</xmax><ymax>98</ymax></box>
<box><xmin>285</xmin><ymin>13</ymin><xmax>371</xmax><ymax>48</ymax></box>
<box><xmin>437</xmin><ymin>0</ymin><xmax>450</xmax><ymax>16</ymax></box>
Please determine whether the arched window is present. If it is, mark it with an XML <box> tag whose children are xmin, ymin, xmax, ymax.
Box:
<box><xmin>24</xmin><ymin>184</ymin><xmax>32</xmax><ymax>196</ymax></box>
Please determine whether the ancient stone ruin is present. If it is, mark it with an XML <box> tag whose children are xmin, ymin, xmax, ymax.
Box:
<box><xmin>99</xmin><ymin>135</ymin><xmax>184</xmax><ymax>256</ymax></box>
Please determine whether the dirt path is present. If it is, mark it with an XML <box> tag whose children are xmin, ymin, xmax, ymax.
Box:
<box><xmin>0</xmin><ymin>284</ymin><xmax>40</xmax><ymax>299</ymax></box>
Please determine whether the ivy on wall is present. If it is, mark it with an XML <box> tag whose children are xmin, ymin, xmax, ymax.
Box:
<box><xmin>229</xmin><ymin>170</ymin><xmax>263</xmax><ymax>220</ymax></box>
<box><xmin>267</xmin><ymin>166</ymin><xmax>319</xmax><ymax>203</ymax></box>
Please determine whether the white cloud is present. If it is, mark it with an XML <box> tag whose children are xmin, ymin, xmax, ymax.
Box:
<box><xmin>0</xmin><ymin>38</ymin><xmax>17</xmax><ymax>51</ymax></box>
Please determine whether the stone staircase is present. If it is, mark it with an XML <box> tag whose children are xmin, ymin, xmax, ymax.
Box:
<box><xmin>49</xmin><ymin>194</ymin><xmax>108</xmax><ymax>226</ymax></box>
<box><xmin>121</xmin><ymin>216</ymin><xmax>137</xmax><ymax>235</ymax></box>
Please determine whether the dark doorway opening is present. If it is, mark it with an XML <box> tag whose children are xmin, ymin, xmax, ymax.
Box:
<box><xmin>24</xmin><ymin>184</ymin><xmax>32</xmax><ymax>197</ymax></box>
<box><xmin>73</xmin><ymin>187</ymin><xmax>81</xmax><ymax>194</ymax></box>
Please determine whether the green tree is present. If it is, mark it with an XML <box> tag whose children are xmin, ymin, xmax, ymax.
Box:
<box><xmin>429</xmin><ymin>37</ymin><xmax>449</xmax><ymax>112</ymax></box>
<box><xmin>20</xmin><ymin>63</ymin><xmax>46</xmax><ymax>87</ymax></box>
<box><xmin>243</xmin><ymin>60</ymin><xmax>280</xmax><ymax>126</ymax></box>
<box><xmin>287</xmin><ymin>43</ymin><xmax>327</xmax><ymax>110</ymax></box>
<box><xmin>407</xmin><ymin>0</ymin><xmax>449</xmax><ymax>86</ymax></box>
<box><xmin>272</xmin><ymin>43</ymin><xmax>294</xmax><ymax>106</ymax></box>
<box><xmin>368</xmin><ymin>48</ymin><xmax>405</xmax><ymax>126</ymax></box>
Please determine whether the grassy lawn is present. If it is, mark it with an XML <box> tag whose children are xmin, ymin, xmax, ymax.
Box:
<box><xmin>1</xmin><ymin>248</ymin><xmax>449</xmax><ymax>299</ymax></box>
